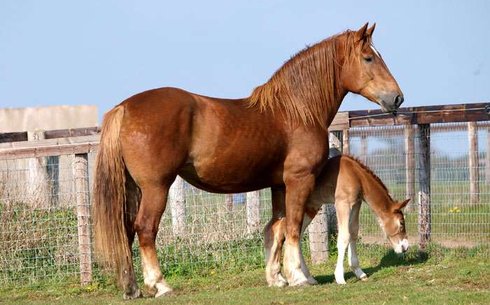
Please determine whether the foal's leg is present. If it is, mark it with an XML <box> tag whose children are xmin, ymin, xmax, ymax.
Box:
<box><xmin>264</xmin><ymin>187</ymin><xmax>287</xmax><ymax>287</ymax></box>
<box><xmin>348</xmin><ymin>200</ymin><xmax>367</xmax><ymax>281</ymax></box>
<box><xmin>299</xmin><ymin>212</ymin><xmax>319</xmax><ymax>285</ymax></box>
<box><xmin>283</xmin><ymin>174</ymin><xmax>315</xmax><ymax>286</ymax></box>
<box><xmin>334</xmin><ymin>200</ymin><xmax>351</xmax><ymax>285</ymax></box>
<box><xmin>134</xmin><ymin>183</ymin><xmax>173</xmax><ymax>298</ymax></box>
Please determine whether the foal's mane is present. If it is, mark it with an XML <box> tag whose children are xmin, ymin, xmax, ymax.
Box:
<box><xmin>247</xmin><ymin>30</ymin><xmax>359</xmax><ymax>130</ymax></box>
<box><xmin>343</xmin><ymin>154</ymin><xmax>392</xmax><ymax>198</ymax></box>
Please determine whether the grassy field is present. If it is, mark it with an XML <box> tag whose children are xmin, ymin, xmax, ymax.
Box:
<box><xmin>1</xmin><ymin>244</ymin><xmax>488</xmax><ymax>305</ymax></box>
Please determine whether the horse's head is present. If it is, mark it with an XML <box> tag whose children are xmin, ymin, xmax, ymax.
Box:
<box><xmin>380</xmin><ymin>198</ymin><xmax>409</xmax><ymax>254</ymax></box>
<box><xmin>340</xmin><ymin>23</ymin><xmax>404</xmax><ymax>114</ymax></box>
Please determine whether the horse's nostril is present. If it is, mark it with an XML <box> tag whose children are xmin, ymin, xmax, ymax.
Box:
<box><xmin>394</xmin><ymin>95</ymin><xmax>404</xmax><ymax>108</ymax></box>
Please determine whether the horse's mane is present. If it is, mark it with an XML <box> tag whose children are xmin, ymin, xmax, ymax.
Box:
<box><xmin>247</xmin><ymin>30</ymin><xmax>359</xmax><ymax>130</ymax></box>
<box><xmin>343</xmin><ymin>154</ymin><xmax>393</xmax><ymax>199</ymax></box>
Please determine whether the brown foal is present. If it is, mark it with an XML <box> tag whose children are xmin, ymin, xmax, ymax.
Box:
<box><xmin>92</xmin><ymin>23</ymin><xmax>403</xmax><ymax>299</ymax></box>
<box><xmin>264</xmin><ymin>155</ymin><xmax>409</xmax><ymax>287</ymax></box>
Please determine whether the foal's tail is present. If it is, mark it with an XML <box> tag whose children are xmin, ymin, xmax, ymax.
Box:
<box><xmin>92</xmin><ymin>105</ymin><xmax>138</xmax><ymax>286</ymax></box>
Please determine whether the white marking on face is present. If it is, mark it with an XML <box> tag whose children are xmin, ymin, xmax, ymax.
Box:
<box><xmin>370</xmin><ymin>44</ymin><xmax>381</xmax><ymax>58</ymax></box>
<box><xmin>401</xmin><ymin>238</ymin><xmax>409</xmax><ymax>251</ymax></box>
<box><xmin>394</xmin><ymin>238</ymin><xmax>409</xmax><ymax>254</ymax></box>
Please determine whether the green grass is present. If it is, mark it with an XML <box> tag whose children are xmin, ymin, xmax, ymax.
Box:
<box><xmin>1</xmin><ymin>244</ymin><xmax>488</xmax><ymax>305</ymax></box>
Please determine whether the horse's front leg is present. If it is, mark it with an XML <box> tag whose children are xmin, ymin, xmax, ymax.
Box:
<box><xmin>134</xmin><ymin>184</ymin><xmax>173</xmax><ymax>298</ymax></box>
<box><xmin>283</xmin><ymin>174</ymin><xmax>315</xmax><ymax>286</ymax></box>
<box><xmin>348</xmin><ymin>200</ymin><xmax>368</xmax><ymax>281</ymax></box>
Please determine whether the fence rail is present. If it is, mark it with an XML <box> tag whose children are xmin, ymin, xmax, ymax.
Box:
<box><xmin>1</xmin><ymin>102</ymin><xmax>489</xmax><ymax>286</ymax></box>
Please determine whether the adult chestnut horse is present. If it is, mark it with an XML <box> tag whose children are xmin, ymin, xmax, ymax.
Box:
<box><xmin>93</xmin><ymin>23</ymin><xmax>403</xmax><ymax>299</ymax></box>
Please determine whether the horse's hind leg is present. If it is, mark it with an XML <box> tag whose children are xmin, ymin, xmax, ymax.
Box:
<box><xmin>134</xmin><ymin>182</ymin><xmax>173</xmax><ymax>298</ymax></box>
<box><xmin>122</xmin><ymin>174</ymin><xmax>142</xmax><ymax>299</ymax></box>
<box><xmin>264</xmin><ymin>187</ymin><xmax>287</xmax><ymax>287</ymax></box>
<box><xmin>348</xmin><ymin>200</ymin><xmax>367</xmax><ymax>281</ymax></box>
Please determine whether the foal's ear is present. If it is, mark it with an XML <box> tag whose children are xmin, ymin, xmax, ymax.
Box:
<box><xmin>366</xmin><ymin>23</ymin><xmax>376</xmax><ymax>38</ymax></box>
<box><xmin>355</xmin><ymin>23</ymin><xmax>370</xmax><ymax>42</ymax></box>
<box><xmin>398</xmin><ymin>198</ymin><xmax>410</xmax><ymax>210</ymax></box>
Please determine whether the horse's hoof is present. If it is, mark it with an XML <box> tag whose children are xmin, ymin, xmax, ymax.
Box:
<box><xmin>123</xmin><ymin>288</ymin><xmax>142</xmax><ymax>300</ymax></box>
<box><xmin>268</xmin><ymin>273</ymin><xmax>288</xmax><ymax>288</ymax></box>
<box><xmin>288</xmin><ymin>278</ymin><xmax>310</xmax><ymax>287</ymax></box>
<box><xmin>360</xmin><ymin>275</ymin><xmax>368</xmax><ymax>281</ymax></box>
<box><xmin>270</xmin><ymin>278</ymin><xmax>288</xmax><ymax>288</ymax></box>
<box><xmin>154</xmin><ymin>283</ymin><xmax>173</xmax><ymax>298</ymax></box>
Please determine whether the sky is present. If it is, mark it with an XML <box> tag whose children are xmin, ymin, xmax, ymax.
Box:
<box><xmin>0</xmin><ymin>1</ymin><xmax>489</xmax><ymax>123</ymax></box>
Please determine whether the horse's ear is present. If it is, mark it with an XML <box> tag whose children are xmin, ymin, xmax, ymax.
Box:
<box><xmin>366</xmin><ymin>23</ymin><xmax>376</xmax><ymax>38</ymax></box>
<box><xmin>355</xmin><ymin>23</ymin><xmax>369</xmax><ymax>42</ymax></box>
<box><xmin>398</xmin><ymin>198</ymin><xmax>410</xmax><ymax>210</ymax></box>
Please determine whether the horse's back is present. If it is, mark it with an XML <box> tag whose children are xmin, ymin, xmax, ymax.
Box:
<box><xmin>116</xmin><ymin>87</ymin><xmax>287</xmax><ymax>192</ymax></box>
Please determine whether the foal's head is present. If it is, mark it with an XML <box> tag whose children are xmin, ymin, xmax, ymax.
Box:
<box><xmin>380</xmin><ymin>199</ymin><xmax>410</xmax><ymax>254</ymax></box>
<box><xmin>340</xmin><ymin>23</ymin><xmax>404</xmax><ymax>114</ymax></box>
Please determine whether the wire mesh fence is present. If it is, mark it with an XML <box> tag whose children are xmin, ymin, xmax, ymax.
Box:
<box><xmin>0</xmin><ymin>154</ymin><xmax>83</xmax><ymax>284</ymax></box>
<box><xmin>348</xmin><ymin>122</ymin><xmax>490</xmax><ymax>248</ymax></box>
<box><xmin>0</xmin><ymin>120</ymin><xmax>489</xmax><ymax>287</ymax></box>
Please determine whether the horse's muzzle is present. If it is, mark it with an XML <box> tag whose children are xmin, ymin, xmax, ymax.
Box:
<box><xmin>380</xmin><ymin>93</ymin><xmax>404</xmax><ymax>114</ymax></box>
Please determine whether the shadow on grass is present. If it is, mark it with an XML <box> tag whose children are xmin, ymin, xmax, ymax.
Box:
<box><xmin>314</xmin><ymin>248</ymin><xmax>429</xmax><ymax>285</ymax></box>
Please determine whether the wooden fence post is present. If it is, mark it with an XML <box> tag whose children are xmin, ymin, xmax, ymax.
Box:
<box><xmin>468</xmin><ymin>122</ymin><xmax>479</xmax><ymax>204</ymax></box>
<box><xmin>342</xmin><ymin>128</ymin><xmax>350</xmax><ymax>155</ymax></box>
<box><xmin>404</xmin><ymin>124</ymin><xmax>415</xmax><ymax>210</ymax></box>
<box><xmin>307</xmin><ymin>205</ymin><xmax>328</xmax><ymax>264</ymax></box>
<box><xmin>246</xmin><ymin>191</ymin><xmax>261</xmax><ymax>234</ymax></box>
<box><xmin>26</xmin><ymin>130</ymin><xmax>50</xmax><ymax>209</ymax></box>
<box><xmin>169</xmin><ymin>176</ymin><xmax>186</xmax><ymax>237</ymax></box>
<box><xmin>73</xmin><ymin>153</ymin><xmax>92</xmax><ymax>285</ymax></box>
<box><xmin>417</xmin><ymin>124</ymin><xmax>431</xmax><ymax>251</ymax></box>
<box><xmin>225</xmin><ymin>194</ymin><xmax>234</xmax><ymax>212</ymax></box>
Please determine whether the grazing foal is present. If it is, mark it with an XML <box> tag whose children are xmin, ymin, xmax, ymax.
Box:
<box><xmin>264</xmin><ymin>155</ymin><xmax>409</xmax><ymax>286</ymax></box>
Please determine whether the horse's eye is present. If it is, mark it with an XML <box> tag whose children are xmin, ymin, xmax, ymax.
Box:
<box><xmin>364</xmin><ymin>56</ymin><xmax>373</xmax><ymax>63</ymax></box>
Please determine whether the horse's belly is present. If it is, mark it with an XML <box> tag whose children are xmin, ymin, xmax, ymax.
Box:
<box><xmin>178</xmin><ymin>159</ymin><xmax>280</xmax><ymax>193</ymax></box>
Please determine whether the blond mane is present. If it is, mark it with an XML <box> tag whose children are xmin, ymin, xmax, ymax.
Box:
<box><xmin>343</xmin><ymin>154</ymin><xmax>393</xmax><ymax>200</ymax></box>
<box><xmin>247</xmin><ymin>30</ymin><xmax>359</xmax><ymax>130</ymax></box>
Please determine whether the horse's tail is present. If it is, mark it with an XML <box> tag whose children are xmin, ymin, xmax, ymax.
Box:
<box><xmin>92</xmin><ymin>105</ymin><xmax>136</xmax><ymax>286</ymax></box>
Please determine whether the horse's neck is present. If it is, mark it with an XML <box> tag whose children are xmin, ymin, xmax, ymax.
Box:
<box><xmin>359</xmin><ymin>169</ymin><xmax>394</xmax><ymax>219</ymax></box>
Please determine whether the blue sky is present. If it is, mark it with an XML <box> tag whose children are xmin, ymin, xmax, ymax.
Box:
<box><xmin>0</xmin><ymin>1</ymin><xmax>489</xmax><ymax>122</ymax></box>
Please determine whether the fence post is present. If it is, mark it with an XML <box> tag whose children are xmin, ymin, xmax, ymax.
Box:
<box><xmin>307</xmin><ymin>205</ymin><xmax>328</xmax><ymax>264</ymax></box>
<box><xmin>468</xmin><ymin>122</ymin><xmax>479</xmax><ymax>204</ymax></box>
<box><xmin>342</xmin><ymin>128</ymin><xmax>350</xmax><ymax>155</ymax></box>
<box><xmin>404</xmin><ymin>124</ymin><xmax>415</xmax><ymax>210</ymax></box>
<box><xmin>73</xmin><ymin>153</ymin><xmax>92</xmax><ymax>285</ymax></box>
<box><xmin>246</xmin><ymin>191</ymin><xmax>261</xmax><ymax>234</ymax></box>
<box><xmin>417</xmin><ymin>124</ymin><xmax>431</xmax><ymax>251</ymax></box>
<box><xmin>26</xmin><ymin>130</ymin><xmax>50</xmax><ymax>209</ymax></box>
<box><xmin>225</xmin><ymin>194</ymin><xmax>234</xmax><ymax>212</ymax></box>
<box><xmin>169</xmin><ymin>176</ymin><xmax>186</xmax><ymax>237</ymax></box>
